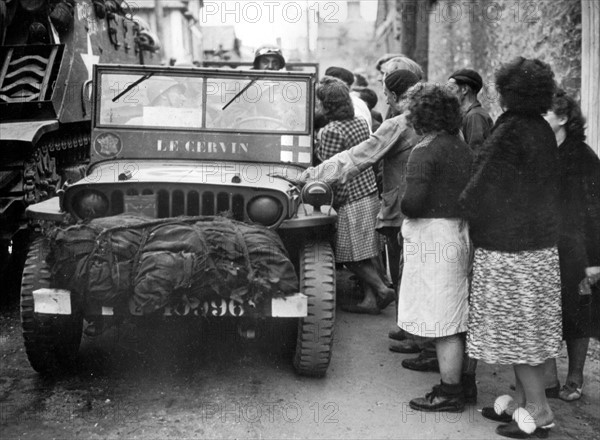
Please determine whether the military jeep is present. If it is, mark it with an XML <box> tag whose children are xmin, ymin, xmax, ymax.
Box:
<box><xmin>22</xmin><ymin>64</ymin><xmax>337</xmax><ymax>377</ymax></box>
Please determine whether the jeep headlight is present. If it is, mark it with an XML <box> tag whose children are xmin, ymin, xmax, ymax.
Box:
<box><xmin>247</xmin><ymin>196</ymin><xmax>282</xmax><ymax>226</ymax></box>
<box><xmin>301</xmin><ymin>181</ymin><xmax>333</xmax><ymax>213</ymax></box>
<box><xmin>72</xmin><ymin>190</ymin><xmax>109</xmax><ymax>219</ymax></box>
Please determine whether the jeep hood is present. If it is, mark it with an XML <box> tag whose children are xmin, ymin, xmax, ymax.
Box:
<box><xmin>80</xmin><ymin>160</ymin><xmax>304</xmax><ymax>192</ymax></box>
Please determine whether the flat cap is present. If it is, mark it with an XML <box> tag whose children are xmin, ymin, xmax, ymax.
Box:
<box><xmin>449</xmin><ymin>69</ymin><xmax>483</xmax><ymax>94</ymax></box>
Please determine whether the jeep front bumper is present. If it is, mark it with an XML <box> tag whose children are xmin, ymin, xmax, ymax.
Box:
<box><xmin>32</xmin><ymin>289</ymin><xmax>308</xmax><ymax>318</ymax></box>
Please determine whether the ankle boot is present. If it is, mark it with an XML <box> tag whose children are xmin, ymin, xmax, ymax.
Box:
<box><xmin>409</xmin><ymin>381</ymin><xmax>465</xmax><ymax>412</ymax></box>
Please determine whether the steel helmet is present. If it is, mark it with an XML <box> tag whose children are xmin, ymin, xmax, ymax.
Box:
<box><xmin>146</xmin><ymin>78</ymin><xmax>186</xmax><ymax>105</ymax></box>
<box><xmin>252</xmin><ymin>45</ymin><xmax>285</xmax><ymax>70</ymax></box>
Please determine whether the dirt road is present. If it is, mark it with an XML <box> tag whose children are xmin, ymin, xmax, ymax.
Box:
<box><xmin>1</xmin><ymin>270</ymin><xmax>599</xmax><ymax>439</ymax></box>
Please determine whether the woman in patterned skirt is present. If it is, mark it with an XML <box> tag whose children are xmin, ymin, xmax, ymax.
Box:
<box><xmin>315</xmin><ymin>76</ymin><xmax>394</xmax><ymax>314</ymax></box>
<box><xmin>460</xmin><ymin>58</ymin><xmax>562</xmax><ymax>438</ymax></box>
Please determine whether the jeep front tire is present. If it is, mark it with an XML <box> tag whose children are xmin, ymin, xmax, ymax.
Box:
<box><xmin>20</xmin><ymin>237</ymin><xmax>83</xmax><ymax>374</ymax></box>
<box><xmin>293</xmin><ymin>240</ymin><xmax>336</xmax><ymax>377</ymax></box>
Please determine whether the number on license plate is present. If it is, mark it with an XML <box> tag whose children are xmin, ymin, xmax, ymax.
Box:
<box><xmin>129</xmin><ymin>298</ymin><xmax>246</xmax><ymax>317</ymax></box>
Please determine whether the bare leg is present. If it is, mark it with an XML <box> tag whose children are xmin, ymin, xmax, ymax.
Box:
<box><xmin>514</xmin><ymin>364</ymin><xmax>554</xmax><ymax>426</ymax></box>
<box><xmin>346</xmin><ymin>258</ymin><xmax>394</xmax><ymax>300</ymax></box>
<box><xmin>355</xmin><ymin>283</ymin><xmax>379</xmax><ymax>309</ymax></box>
<box><xmin>436</xmin><ymin>334</ymin><xmax>463</xmax><ymax>385</ymax></box>
<box><xmin>565</xmin><ymin>337</ymin><xmax>589</xmax><ymax>387</ymax></box>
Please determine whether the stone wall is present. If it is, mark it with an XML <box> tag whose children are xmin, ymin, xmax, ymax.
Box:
<box><xmin>428</xmin><ymin>0</ymin><xmax>582</xmax><ymax>119</ymax></box>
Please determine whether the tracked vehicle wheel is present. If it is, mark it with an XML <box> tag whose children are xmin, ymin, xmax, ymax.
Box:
<box><xmin>20</xmin><ymin>237</ymin><xmax>83</xmax><ymax>374</ymax></box>
<box><xmin>293</xmin><ymin>240</ymin><xmax>336</xmax><ymax>377</ymax></box>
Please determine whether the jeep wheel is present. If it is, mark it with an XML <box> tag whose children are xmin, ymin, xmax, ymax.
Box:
<box><xmin>293</xmin><ymin>240</ymin><xmax>336</xmax><ymax>377</ymax></box>
<box><xmin>20</xmin><ymin>237</ymin><xmax>83</xmax><ymax>374</ymax></box>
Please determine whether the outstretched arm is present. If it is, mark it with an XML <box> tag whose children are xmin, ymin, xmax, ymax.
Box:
<box><xmin>301</xmin><ymin>115</ymin><xmax>414</xmax><ymax>185</ymax></box>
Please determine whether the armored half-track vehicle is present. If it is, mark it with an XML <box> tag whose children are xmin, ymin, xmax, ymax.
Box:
<box><xmin>0</xmin><ymin>0</ymin><xmax>158</xmax><ymax>296</ymax></box>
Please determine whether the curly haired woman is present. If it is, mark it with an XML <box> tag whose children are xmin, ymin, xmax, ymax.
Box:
<box><xmin>395</xmin><ymin>83</ymin><xmax>474</xmax><ymax>412</ymax></box>
<box><xmin>315</xmin><ymin>76</ymin><xmax>394</xmax><ymax>314</ymax></box>
<box><xmin>542</xmin><ymin>89</ymin><xmax>600</xmax><ymax>403</ymax></box>
<box><xmin>460</xmin><ymin>58</ymin><xmax>562</xmax><ymax>438</ymax></box>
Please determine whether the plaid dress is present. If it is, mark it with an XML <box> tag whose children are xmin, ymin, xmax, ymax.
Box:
<box><xmin>317</xmin><ymin>118</ymin><xmax>381</xmax><ymax>262</ymax></box>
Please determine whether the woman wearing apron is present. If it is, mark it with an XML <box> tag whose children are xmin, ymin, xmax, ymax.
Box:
<box><xmin>396</xmin><ymin>83</ymin><xmax>474</xmax><ymax>413</ymax></box>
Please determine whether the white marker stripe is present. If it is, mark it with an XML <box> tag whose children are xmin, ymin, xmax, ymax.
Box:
<box><xmin>298</xmin><ymin>136</ymin><xmax>311</xmax><ymax>148</ymax></box>
<box><xmin>280</xmin><ymin>151</ymin><xmax>293</xmax><ymax>162</ymax></box>
<box><xmin>298</xmin><ymin>152</ymin><xmax>311</xmax><ymax>163</ymax></box>
<box><xmin>281</xmin><ymin>135</ymin><xmax>294</xmax><ymax>146</ymax></box>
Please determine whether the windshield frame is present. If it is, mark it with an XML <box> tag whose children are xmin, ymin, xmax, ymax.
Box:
<box><xmin>93</xmin><ymin>64</ymin><xmax>314</xmax><ymax>136</ymax></box>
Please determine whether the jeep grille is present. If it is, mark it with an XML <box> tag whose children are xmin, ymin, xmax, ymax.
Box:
<box><xmin>65</xmin><ymin>184</ymin><xmax>289</xmax><ymax>226</ymax></box>
<box><xmin>110</xmin><ymin>188</ymin><xmax>246</xmax><ymax>219</ymax></box>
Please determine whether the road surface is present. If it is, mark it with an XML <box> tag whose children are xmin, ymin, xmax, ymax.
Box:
<box><xmin>1</xmin><ymin>270</ymin><xmax>599</xmax><ymax>439</ymax></box>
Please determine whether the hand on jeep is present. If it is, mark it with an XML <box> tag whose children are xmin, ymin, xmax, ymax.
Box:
<box><xmin>299</xmin><ymin>167</ymin><xmax>318</xmax><ymax>183</ymax></box>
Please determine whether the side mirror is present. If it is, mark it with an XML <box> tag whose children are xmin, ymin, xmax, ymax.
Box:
<box><xmin>81</xmin><ymin>79</ymin><xmax>93</xmax><ymax>117</ymax></box>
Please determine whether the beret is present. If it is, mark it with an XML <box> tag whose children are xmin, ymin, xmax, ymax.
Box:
<box><xmin>325</xmin><ymin>66</ymin><xmax>354</xmax><ymax>87</ymax></box>
<box><xmin>384</xmin><ymin>69</ymin><xmax>419</xmax><ymax>96</ymax></box>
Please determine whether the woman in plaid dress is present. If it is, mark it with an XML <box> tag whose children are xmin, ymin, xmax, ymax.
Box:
<box><xmin>316</xmin><ymin>76</ymin><xmax>394</xmax><ymax>314</ymax></box>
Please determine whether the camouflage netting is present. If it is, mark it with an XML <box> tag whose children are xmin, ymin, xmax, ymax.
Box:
<box><xmin>47</xmin><ymin>215</ymin><xmax>298</xmax><ymax>315</ymax></box>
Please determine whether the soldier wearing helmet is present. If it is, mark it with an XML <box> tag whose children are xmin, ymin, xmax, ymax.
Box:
<box><xmin>252</xmin><ymin>45</ymin><xmax>286</xmax><ymax>71</ymax></box>
<box><xmin>146</xmin><ymin>79</ymin><xmax>187</xmax><ymax>108</ymax></box>
<box><xmin>125</xmin><ymin>78</ymin><xmax>190</xmax><ymax>126</ymax></box>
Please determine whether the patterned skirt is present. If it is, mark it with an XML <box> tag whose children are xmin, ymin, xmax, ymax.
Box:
<box><xmin>467</xmin><ymin>247</ymin><xmax>563</xmax><ymax>365</ymax></box>
<box><xmin>334</xmin><ymin>193</ymin><xmax>382</xmax><ymax>263</ymax></box>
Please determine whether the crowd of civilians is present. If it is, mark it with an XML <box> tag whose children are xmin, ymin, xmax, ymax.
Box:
<box><xmin>300</xmin><ymin>54</ymin><xmax>600</xmax><ymax>439</ymax></box>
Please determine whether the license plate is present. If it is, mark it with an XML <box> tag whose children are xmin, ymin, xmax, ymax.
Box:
<box><xmin>124</xmin><ymin>194</ymin><xmax>156</xmax><ymax>217</ymax></box>
<box><xmin>128</xmin><ymin>298</ymin><xmax>247</xmax><ymax>317</ymax></box>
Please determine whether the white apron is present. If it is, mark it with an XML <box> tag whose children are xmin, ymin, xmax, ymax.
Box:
<box><xmin>397</xmin><ymin>218</ymin><xmax>472</xmax><ymax>338</ymax></box>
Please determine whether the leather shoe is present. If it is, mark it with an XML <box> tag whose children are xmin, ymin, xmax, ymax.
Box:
<box><xmin>389</xmin><ymin>340</ymin><xmax>420</xmax><ymax>353</ymax></box>
<box><xmin>388</xmin><ymin>328</ymin><xmax>406</xmax><ymax>341</ymax></box>
<box><xmin>409</xmin><ymin>384</ymin><xmax>465</xmax><ymax>412</ymax></box>
<box><xmin>496</xmin><ymin>420</ymin><xmax>553</xmax><ymax>439</ymax></box>
<box><xmin>402</xmin><ymin>354</ymin><xmax>439</xmax><ymax>372</ymax></box>
<box><xmin>482</xmin><ymin>407</ymin><xmax>513</xmax><ymax>423</ymax></box>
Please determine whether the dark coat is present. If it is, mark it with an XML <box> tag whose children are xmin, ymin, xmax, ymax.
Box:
<box><xmin>557</xmin><ymin>135</ymin><xmax>600</xmax><ymax>338</ymax></box>
<box><xmin>461</xmin><ymin>100</ymin><xmax>493</xmax><ymax>151</ymax></box>
<box><xmin>558</xmin><ymin>135</ymin><xmax>600</xmax><ymax>270</ymax></box>
<box><xmin>460</xmin><ymin>111</ymin><xmax>560</xmax><ymax>251</ymax></box>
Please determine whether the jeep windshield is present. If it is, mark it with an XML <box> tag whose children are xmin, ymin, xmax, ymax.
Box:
<box><xmin>91</xmin><ymin>65</ymin><xmax>315</xmax><ymax>166</ymax></box>
<box><xmin>97</xmin><ymin>69</ymin><xmax>309</xmax><ymax>133</ymax></box>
